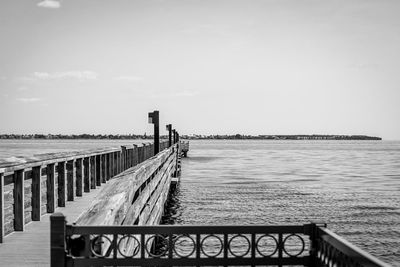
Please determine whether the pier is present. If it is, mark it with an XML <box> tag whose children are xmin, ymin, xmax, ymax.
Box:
<box><xmin>0</xmin><ymin>111</ymin><xmax>392</xmax><ymax>266</ymax></box>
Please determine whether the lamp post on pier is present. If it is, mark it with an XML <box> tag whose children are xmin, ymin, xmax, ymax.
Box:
<box><xmin>148</xmin><ymin>110</ymin><xmax>159</xmax><ymax>155</ymax></box>
<box><xmin>166</xmin><ymin>124</ymin><xmax>172</xmax><ymax>147</ymax></box>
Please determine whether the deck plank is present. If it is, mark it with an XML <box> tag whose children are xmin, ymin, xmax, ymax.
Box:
<box><xmin>0</xmin><ymin>188</ymin><xmax>101</xmax><ymax>267</ymax></box>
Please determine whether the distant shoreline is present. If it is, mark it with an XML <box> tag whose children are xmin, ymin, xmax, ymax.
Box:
<box><xmin>0</xmin><ymin>134</ymin><xmax>382</xmax><ymax>140</ymax></box>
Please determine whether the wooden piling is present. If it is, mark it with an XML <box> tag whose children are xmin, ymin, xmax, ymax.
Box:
<box><xmin>31</xmin><ymin>166</ymin><xmax>42</xmax><ymax>221</ymax></box>
<box><xmin>57</xmin><ymin>162</ymin><xmax>66</xmax><ymax>207</ymax></box>
<box><xmin>90</xmin><ymin>156</ymin><xmax>96</xmax><ymax>189</ymax></box>
<box><xmin>83</xmin><ymin>157</ymin><xmax>90</xmax><ymax>193</ymax></box>
<box><xmin>66</xmin><ymin>160</ymin><xmax>74</xmax><ymax>201</ymax></box>
<box><xmin>75</xmin><ymin>158</ymin><xmax>83</xmax><ymax>197</ymax></box>
<box><xmin>95</xmin><ymin>155</ymin><xmax>101</xmax><ymax>186</ymax></box>
<box><xmin>101</xmin><ymin>154</ymin><xmax>106</xmax><ymax>183</ymax></box>
<box><xmin>46</xmin><ymin>163</ymin><xmax>56</xmax><ymax>213</ymax></box>
<box><xmin>14</xmin><ymin>169</ymin><xmax>25</xmax><ymax>231</ymax></box>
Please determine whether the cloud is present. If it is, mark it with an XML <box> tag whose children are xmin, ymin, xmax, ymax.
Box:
<box><xmin>25</xmin><ymin>71</ymin><xmax>98</xmax><ymax>81</ymax></box>
<box><xmin>16</xmin><ymin>97</ymin><xmax>42</xmax><ymax>103</ymax></box>
<box><xmin>113</xmin><ymin>75</ymin><xmax>143</xmax><ymax>82</ymax></box>
<box><xmin>0</xmin><ymin>76</ymin><xmax>6</xmax><ymax>81</ymax></box>
<box><xmin>37</xmin><ymin>0</ymin><xmax>61</xmax><ymax>9</ymax></box>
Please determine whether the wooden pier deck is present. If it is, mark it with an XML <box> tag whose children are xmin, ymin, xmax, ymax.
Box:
<box><xmin>0</xmin><ymin>188</ymin><xmax>100</xmax><ymax>266</ymax></box>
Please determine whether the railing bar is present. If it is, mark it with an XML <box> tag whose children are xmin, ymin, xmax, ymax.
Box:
<box><xmin>141</xmin><ymin>234</ymin><xmax>145</xmax><ymax>259</ymax></box>
<box><xmin>70</xmin><ymin>225</ymin><xmax>307</xmax><ymax>235</ymax></box>
<box><xmin>251</xmin><ymin>233</ymin><xmax>256</xmax><ymax>262</ymax></box>
<box><xmin>223</xmin><ymin>233</ymin><xmax>228</xmax><ymax>260</ymax></box>
<box><xmin>278</xmin><ymin>233</ymin><xmax>283</xmax><ymax>267</ymax></box>
<box><xmin>196</xmin><ymin>234</ymin><xmax>201</xmax><ymax>260</ymax></box>
<box><xmin>168</xmin><ymin>233</ymin><xmax>173</xmax><ymax>259</ymax></box>
<box><xmin>113</xmin><ymin>234</ymin><xmax>118</xmax><ymax>259</ymax></box>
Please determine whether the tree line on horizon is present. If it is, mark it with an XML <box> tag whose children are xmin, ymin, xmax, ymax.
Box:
<box><xmin>0</xmin><ymin>133</ymin><xmax>382</xmax><ymax>140</ymax></box>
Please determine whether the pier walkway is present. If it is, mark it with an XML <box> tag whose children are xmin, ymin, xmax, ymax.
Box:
<box><xmin>0</xmin><ymin>187</ymin><xmax>101</xmax><ymax>266</ymax></box>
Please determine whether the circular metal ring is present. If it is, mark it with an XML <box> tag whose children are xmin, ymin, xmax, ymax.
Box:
<box><xmin>200</xmin><ymin>234</ymin><xmax>223</xmax><ymax>258</ymax></box>
<box><xmin>255</xmin><ymin>234</ymin><xmax>278</xmax><ymax>257</ymax></box>
<box><xmin>282</xmin><ymin>234</ymin><xmax>305</xmax><ymax>257</ymax></box>
<box><xmin>145</xmin><ymin>234</ymin><xmax>168</xmax><ymax>258</ymax></box>
<box><xmin>90</xmin><ymin>235</ymin><xmax>112</xmax><ymax>258</ymax></box>
<box><xmin>173</xmin><ymin>234</ymin><xmax>196</xmax><ymax>258</ymax></box>
<box><xmin>117</xmin><ymin>234</ymin><xmax>141</xmax><ymax>258</ymax></box>
<box><xmin>227</xmin><ymin>234</ymin><xmax>251</xmax><ymax>258</ymax></box>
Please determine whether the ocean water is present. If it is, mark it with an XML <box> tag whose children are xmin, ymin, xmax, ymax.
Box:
<box><xmin>167</xmin><ymin>140</ymin><xmax>400</xmax><ymax>265</ymax></box>
<box><xmin>0</xmin><ymin>139</ymin><xmax>399</xmax><ymax>265</ymax></box>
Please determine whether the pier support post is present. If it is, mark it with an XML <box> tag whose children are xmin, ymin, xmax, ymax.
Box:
<box><xmin>50</xmin><ymin>213</ymin><xmax>66</xmax><ymax>267</ymax></box>
<box><xmin>121</xmin><ymin>146</ymin><xmax>127</xmax><ymax>171</ymax></box>
<box><xmin>14</xmin><ymin>169</ymin><xmax>25</xmax><ymax>231</ymax></box>
<box><xmin>58</xmin><ymin>162</ymin><xmax>66</xmax><ymax>207</ymax></box>
<box><xmin>75</xmin><ymin>158</ymin><xmax>83</xmax><ymax>197</ymax></box>
<box><xmin>46</xmin><ymin>163</ymin><xmax>56</xmax><ymax>213</ymax></box>
<box><xmin>83</xmin><ymin>157</ymin><xmax>90</xmax><ymax>193</ymax></box>
<box><xmin>90</xmin><ymin>156</ymin><xmax>96</xmax><ymax>189</ymax></box>
<box><xmin>101</xmin><ymin>154</ymin><xmax>106</xmax><ymax>183</ymax></box>
<box><xmin>172</xmin><ymin>129</ymin><xmax>176</xmax><ymax>144</ymax></box>
<box><xmin>95</xmin><ymin>155</ymin><xmax>101</xmax><ymax>186</ymax></box>
<box><xmin>66</xmin><ymin>160</ymin><xmax>75</xmax><ymax>201</ymax></box>
<box><xmin>32</xmin><ymin>166</ymin><xmax>42</xmax><ymax>221</ymax></box>
<box><xmin>149</xmin><ymin>110</ymin><xmax>159</xmax><ymax>155</ymax></box>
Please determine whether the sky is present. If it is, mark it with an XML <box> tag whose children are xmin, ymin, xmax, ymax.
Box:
<box><xmin>0</xmin><ymin>0</ymin><xmax>399</xmax><ymax>139</ymax></box>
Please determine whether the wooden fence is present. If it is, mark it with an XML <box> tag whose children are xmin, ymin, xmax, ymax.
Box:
<box><xmin>0</xmin><ymin>140</ymin><xmax>171</xmax><ymax>242</ymax></box>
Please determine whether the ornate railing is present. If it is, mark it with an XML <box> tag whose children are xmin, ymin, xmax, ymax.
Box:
<box><xmin>50</xmin><ymin>215</ymin><xmax>391</xmax><ymax>266</ymax></box>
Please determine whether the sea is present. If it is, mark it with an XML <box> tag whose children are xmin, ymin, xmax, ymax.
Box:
<box><xmin>0</xmin><ymin>139</ymin><xmax>399</xmax><ymax>265</ymax></box>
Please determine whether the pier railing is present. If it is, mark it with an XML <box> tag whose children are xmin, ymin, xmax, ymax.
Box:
<box><xmin>0</xmin><ymin>140</ymin><xmax>173</xmax><ymax>242</ymax></box>
<box><xmin>50</xmin><ymin>218</ymin><xmax>391</xmax><ymax>267</ymax></box>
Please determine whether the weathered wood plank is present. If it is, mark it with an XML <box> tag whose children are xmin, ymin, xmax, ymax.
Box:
<box><xmin>14</xmin><ymin>169</ymin><xmax>25</xmax><ymax>231</ymax></box>
<box><xmin>122</xmin><ymin>154</ymin><xmax>175</xmax><ymax>226</ymax></box>
<box><xmin>75</xmin><ymin>158</ymin><xmax>83</xmax><ymax>197</ymax></box>
<box><xmin>75</xmin><ymin>148</ymin><xmax>175</xmax><ymax>226</ymax></box>
<box><xmin>57</xmin><ymin>162</ymin><xmax>66</xmax><ymax>207</ymax></box>
<box><xmin>83</xmin><ymin>157</ymin><xmax>90</xmax><ymax>193</ymax></box>
<box><xmin>46</xmin><ymin>163</ymin><xmax>56</xmax><ymax>213</ymax></box>
<box><xmin>31</xmin><ymin>166</ymin><xmax>42</xmax><ymax>221</ymax></box>
<box><xmin>66</xmin><ymin>160</ymin><xmax>74</xmax><ymax>201</ymax></box>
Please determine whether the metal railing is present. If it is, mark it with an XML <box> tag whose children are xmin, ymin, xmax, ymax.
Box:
<box><xmin>50</xmin><ymin>215</ymin><xmax>391</xmax><ymax>266</ymax></box>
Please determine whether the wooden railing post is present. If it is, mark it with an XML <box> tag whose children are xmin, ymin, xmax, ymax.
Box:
<box><xmin>113</xmin><ymin>152</ymin><xmax>117</xmax><ymax>175</ymax></box>
<box><xmin>90</xmin><ymin>156</ymin><xmax>96</xmax><ymax>189</ymax></box>
<box><xmin>109</xmin><ymin>153</ymin><xmax>114</xmax><ymax>178</ymax></box>
<box><xmin>14</xmin><ymin>169</ymin><xmax>25</xmax><ymax>231</ymax></box>
<box><xmin>133</xmin><ymin>145</ymin><xmax>138</xmax><ymax>166</ymax></box>
<box><xmin>57</xmin><ymin>162</ymin><xmax>66</xmax><ymax>207</ymax></box>
<box><xmin>95</xmin><ymin>155</ymin><xmax>101</xmax><ymax>186</ymax></box>
<box><xmin>66</xmin><ymin>160</ymin><xmax>75</xmax><ymax>201</ymax></box>
<box><xmin>46</xmin><ymin>163</ymin><xmax>56</xmax><ymax>213</ymax></box>
<box><xmin>75</xmin><ymin>158</ymin><xmax>83</xmax><ymax>197</ymax></box>
<box><xmin>83</xmin><ymin>157</ymin><xmax>90</xmax><ymax>193</ymax></box>
<box><xmin>32</xmin><ymin>166</ymin><xmax>42</xmax><ymax>221</ymax></box>
<box><xmin>107</xmin><ymin>153</ymin><xmax>112</xmax><ymax>180</ymax></box>
<box><xmin>50</xmin><ymin>213</ymin><xmax>66</xmax><ymax>267</ymax></box>
<box><xmin>121</xmin><ymin>146</ymin><xmax>126</xmax><ymax>171</ymax></box>
<box><xmin>0</xmin><ymin>172</ymin><xmax>4</xmax><ymax>242</ymax></box>
<box><xmin>101</xmin><ymin>154</ymin><xmax>106</xmax><ymax>183</ymax></box>
<box><xmin>167</xmin><ymin>124</ymin><xmax>172</xmax><ymax>147</ymax></box>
